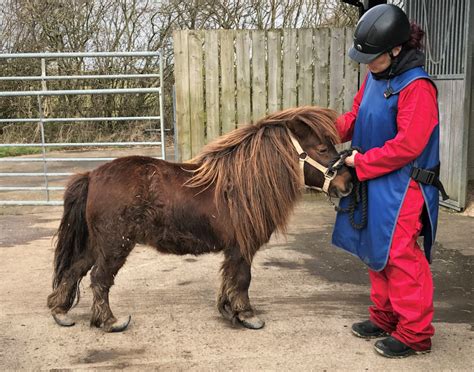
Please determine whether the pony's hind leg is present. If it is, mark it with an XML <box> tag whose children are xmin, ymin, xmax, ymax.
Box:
<box><xmin>218</xmin><ymin>249</ymin><xmax>265</xmax><ymax>330</ymax></box>
<box><xmin>89</xmin><ymin>249</ymin><xmax>132</xmax><ymax>332</ymax></box>
<box><xmin>47</xmin><ymin>255</ymin><xmax>94</xmax><ymax>327</ymax></box>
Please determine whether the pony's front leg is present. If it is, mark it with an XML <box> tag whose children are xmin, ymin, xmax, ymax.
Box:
<box><xmin>218</xmin><ymin>249</ymin><xmax>265</xmax><ymax>329</ymax></box>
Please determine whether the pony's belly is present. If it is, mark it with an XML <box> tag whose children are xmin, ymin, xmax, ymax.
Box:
<box><xmin>143</xmin><ymin>203</ymin><xmax>228</xmax><ymax>256</ymax></box>
<box><xmin>151</xmin><ymin>234</ymin><xmax>224</xmax><ymax>255</ymax></box>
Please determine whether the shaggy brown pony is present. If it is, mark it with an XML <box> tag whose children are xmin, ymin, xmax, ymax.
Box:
<box><xmin>47</xmin><ymin>106</ymin><xmax>352</xmax><ymax>332</ymax></box>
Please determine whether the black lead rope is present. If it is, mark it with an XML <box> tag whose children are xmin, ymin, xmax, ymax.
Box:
<box><xmin>329</xmin><ymin>147</ymin><xmax>368</xmax><ymax>230</ymax></box>
<box><xmin>335</xmin><ymin>178</ymin><xmax>368</xmax><ymax>230</ymax></box>
<box><xmin>329</xmin><ymin>149</ymin><xmax>449</xmax><ymax>230</ymax></box>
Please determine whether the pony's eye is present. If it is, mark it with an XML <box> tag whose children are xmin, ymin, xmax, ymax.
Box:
<box><xmin>317</xmin><ymin>145</ymin><xmax>328</xmax><ymax>153</ymax></box>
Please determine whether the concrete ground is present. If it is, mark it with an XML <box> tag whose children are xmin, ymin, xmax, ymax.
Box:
<box><xmin>0</xmin><ymin>190</ymin><xmax>472</xmax><ymax>371</ymax></box>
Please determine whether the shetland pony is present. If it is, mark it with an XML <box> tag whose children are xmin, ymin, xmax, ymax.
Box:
<box><xmin>47</xmin><ymin>106</ymin><xmax>352</xmax><ymax>332</ymax></box>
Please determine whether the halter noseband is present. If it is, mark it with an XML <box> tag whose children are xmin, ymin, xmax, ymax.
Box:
<box><xmin>287</xmin><ymin>131</ymin><xmax>345</xmax><ymax>194</ymax></box>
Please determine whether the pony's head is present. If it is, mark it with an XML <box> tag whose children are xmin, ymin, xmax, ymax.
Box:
<box><xmin>260</xmin><ymin>106</ymin><xmax>353</xmax><ymax>198</ymax></box>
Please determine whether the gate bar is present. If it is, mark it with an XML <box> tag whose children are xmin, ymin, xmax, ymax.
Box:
<box><xmin>2</xmin><ymin>142</ymin><xmax>162</xmax><ymax>147</ymax></box>
<box><xmin>0</xmin><ymin>74</ymin><xmax>160</xmax><ymax>81</ymax></box>
<box><xmin>0</xmin><ymin>173</ymin><xmax>72</xmax><ymax>177</ymax></box>
<box><xmin>0</xmin><ymin>87</ymin><xmax>161</xmax><ymax>97</ymax></box>
<box><xmin>0</xmin><ymin>51</ymin><xmax>160</xmax><ymax>58</ymax></box>
<box><xmin>0</xmin><ymin>116</ymin><xmax>161</xmax><ymax>123</ymax></box>
<box><xmin>0</xmin><ymin>157</ymin><xmax>162</xmax><ymax>162</ymax></box>
<box><xmin>0</xmin><ymin>187</ymin><xmax>64</xmax><ymax>191</ymax></box>
<box><xmin>0</xmin><ymin>201</ymin><xmax>64</xmax><ymax>206</ymax></box>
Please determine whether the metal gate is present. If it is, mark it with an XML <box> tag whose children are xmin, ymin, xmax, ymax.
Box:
<box><xmin>407</xmin><ymin>0</ymin><xmax>472</xmax><ymax>211</ymax></box>
<box><xmin>0</xmin><ymin>51</ymin><xmax>165</xmax><ymax>206</ymax></box>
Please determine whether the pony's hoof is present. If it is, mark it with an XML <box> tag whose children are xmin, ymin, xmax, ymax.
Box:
<box><xmin>104</xmin><ymin>315</ymin><xmax>131</xmax><ymax>333</ymax></box>
<box><xmin>238</xmin><ymin>314</ymin><xmax>265</xmax><ymax>330</ymax></box>
<box><xmin>52</xmin><ymin>313</ymin><xmax>75</xmax><ymax>327</ymax></box>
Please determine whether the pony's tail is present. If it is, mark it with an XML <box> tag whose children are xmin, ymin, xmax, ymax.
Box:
<box><xmin>49</xmin><ymin>173</ymin><xmax>90</xmax><ymax>310</ymax></box>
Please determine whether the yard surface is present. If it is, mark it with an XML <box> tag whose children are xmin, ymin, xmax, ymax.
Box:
<box><xmin>0</xmin><ymin>192</ymin><xmax>472</xmax><ymax>371</ymax></box>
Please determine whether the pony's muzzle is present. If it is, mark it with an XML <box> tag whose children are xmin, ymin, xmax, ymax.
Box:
<box><xmin>336</xmin><ymin>182</ymin><xmax>353</xmax><ymax>198</ymax></box>
<box><xmin>329</xmin><ymin>168</ymin><xmax>353</xmax><ymax>198</ymax></box>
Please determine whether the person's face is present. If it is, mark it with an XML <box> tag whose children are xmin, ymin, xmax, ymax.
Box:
<box><xmin>367</xmin><ymin>46</ymin><xmax>402</xmax><ymax>73</ymax></box>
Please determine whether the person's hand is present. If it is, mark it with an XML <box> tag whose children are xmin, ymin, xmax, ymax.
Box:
<box><xmin>344</xmin><ymin>150</ymin><xmax>359</xmax><ymax>167</ymax></box>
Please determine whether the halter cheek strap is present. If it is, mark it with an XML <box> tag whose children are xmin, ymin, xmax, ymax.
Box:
<box><xmin>287</xmin><ymin>132</ymin><xmax>338</xmax><ymax>194</ymax></box>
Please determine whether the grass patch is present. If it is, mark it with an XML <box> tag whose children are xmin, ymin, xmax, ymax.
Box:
<box><xmin>0</xmin><ymin>147</ymin><xmax>44</xmax><ymax>158</ymax></box>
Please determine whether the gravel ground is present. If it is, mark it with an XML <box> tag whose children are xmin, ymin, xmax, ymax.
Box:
<box><xmin>0</xmin><ymin>192</ymin><xmax>472</xmax><ymax>371</ymax></box>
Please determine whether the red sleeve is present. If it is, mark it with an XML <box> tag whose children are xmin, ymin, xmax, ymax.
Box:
<box><xmin>336</xmin><ymin>77</ymin><xmax>367</xmax><ymax>143</ymax></box>
<box><xmin>354</xmin><ymin>79</ymin><xmax>438</xmax><ymax>181</ymax></box>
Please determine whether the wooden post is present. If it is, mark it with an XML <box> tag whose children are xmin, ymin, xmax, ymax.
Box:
<box><xmin>267</xmin><ymin>30</ymin><xmax>282</xmax><ymax>114</ymax></box>
<box><xmin>282</xmin><ymin>29</ymin><xmax>297</xmax><ymax>108</ymax></box>
<box><xmin>188</xmin><ymin>31</ymin><xmax>205</xmax><ymax>157</ymax></box>
<box><xmin>251</xmin><ymin>30</ymin><xmax>267</xmax><ymax>122</ymax></box>
<box><xmin>344</xmin><ymin>27</ymin><xmax>359</xmax><ymax>112</ymax></box>
<box><xmin>298</xmin><ymin>29</ymin><xmax>313</xmax><ymax>106</ymax></box>
<box><xmin>329</xmin><ymin>28</ymin><xmax>345</xmax><ymax>112</ymax></box>
<box><xmin>205</xmin><ymin>31</ymin><xmax>220</xmax><ymax>142</ymax></box>
<box><xmin>220</xmin><ymin>30</ymin><xmax>236</xmax><ymax>134</ymax></box>
<box><xmin>236</xmin><ymin>30</ymin><xmax>251</xmax><ymax>127</ymax></box>
<box><xmin>314</xmin><ymin>28</ymin><xmax>329</xmax><ymax>107</ymax></box>
<box><xmin>173</xmin><ymin>30</ymin><xmax>192</xmax><ymax>161</ymax></box>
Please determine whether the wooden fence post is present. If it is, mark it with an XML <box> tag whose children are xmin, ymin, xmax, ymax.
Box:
<box><xmin>220</xmin><ymin>30</ymin><xmax>236</xmax><ymax>134</ymax></box>
<box><xmin>298</xmin><ymin>29</ymin><xmax>314</xmax><ymax>106</ymax></box>
<box><xmin>173</xmin><ymin>30</ymin><xmax>191</xmax><ymax>161</ymax></box>
<box><xmin>313</xmin><ymin>28</ymin><xmax>329</xmax><ymax>108</ymax></box>
<box><xmin>282</xmin><ymin>29</ymin><xmax>297</xmax><ymax>108</ymax></box>
<box><xmin>236</xmin><ymin>30</ymin><xmax>251</xmax><ymax>127</ymax></box>
<box><xmin>188</xmin><ymin>31</ymin><xmax>205</xmax><ymax>157</ymax></box>
<box><xmin>267</xmin><ymin>30</ymin><xmax>282</xmax><ymax>114</ymax></box>
<box><xmin>329</xmin><ymin>28</ymin><xmax>345</xmax><ymax>113</ymax></box>
<box><xmin>251</xmin><ymin>30</ymin><xmax>267</xmax><ymax>122</ymax></box>
<box><xmin>205</xmin><ymin>31</ymin><xmax>220</xmax><ymax>142</ymax></box>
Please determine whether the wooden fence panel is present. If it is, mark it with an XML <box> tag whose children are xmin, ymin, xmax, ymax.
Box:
<box><xmin>173</xmin><ymin>28</ymin><xmax>467</xmax><ymax>210</ymax></box>
<box><xmin>205</xmin><ymin>31</ymin><xmax>220</xmax><ymax>142</ymax></box>
<box><xmin>298</xmin><ymin>29</ymin><xmax>314</xmax><ymax>106</ymax></box>
<box><xmin>220</xmin><ymin>30</ymin><xmax>236</xmax><ymax>134</ymax></box>
<box><xmin>188</xmin><ymin>31</ymin><xmax>205</xmax><ymax>157</ymax></box>
<box><xmin>252</xmin><ymin>30</ymin><xmax>267</xmax><ymax>122</ymax></box>
<box><xmin>282</xmin><ymin>29</ymin><xmax>297</xmax><ymax>108</ymax></box>
<box><xmin>236</xmin><ymin>30</ymin><xmax>251</xmax><ymax>127</ymax></box>
<box><xmin>174</xmin><ymin>28</ymin><xmax>360</xmax><ymax>161</ymax></box>
<box><xmin>267</xmin><ymin>30</ymin><xmax>282</xmax><ymax>114</ymax></box>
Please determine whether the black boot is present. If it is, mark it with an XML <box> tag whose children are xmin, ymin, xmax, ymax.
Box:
<box><xmin>374</xmin><ymin>336</ymin><xmax>431</xmax><ymax>358</ymax></box>
<box><xmin>351</xmin><ymin>320</ymin><xmax>388</xmax><ymax>339</ymax></box>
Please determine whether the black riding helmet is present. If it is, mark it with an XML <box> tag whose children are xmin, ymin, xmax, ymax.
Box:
<box><xmin>349</xmin><ymin>4</ymin><xmax>410</xmax><ymax>64</ymax></box>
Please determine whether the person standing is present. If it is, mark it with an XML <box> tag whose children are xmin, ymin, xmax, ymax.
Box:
<box><xmin>332</xmin><ymin>4</ymin><xmax>446</xmax><ymax>358</ymax></box>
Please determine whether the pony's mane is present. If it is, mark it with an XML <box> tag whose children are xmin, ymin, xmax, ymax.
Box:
<box><xmin>186</xmin><ymin>106</ymin><xmax>339</xmax><ymax>262</ymax></box>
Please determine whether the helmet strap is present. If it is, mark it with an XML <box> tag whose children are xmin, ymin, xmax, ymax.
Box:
<box><xmin>387</xmin><ymin>49</ymin><xmax>399</xmax><ymax>78</ymax></box>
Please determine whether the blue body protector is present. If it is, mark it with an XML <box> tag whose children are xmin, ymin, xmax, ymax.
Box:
<box><xmin>332</xmin><ymin>67</ymin><xmax>440</xmax><ymax>271</ymax></box>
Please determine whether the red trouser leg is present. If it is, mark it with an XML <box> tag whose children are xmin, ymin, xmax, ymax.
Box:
<box><xmin>368</xmin><ymin>270</ymin><xmax>398</xmax><ymax>333</ymax></box>
<box><xmin>369</xmin><ymin>180</ymin><xmax>434</xmax><ymax>351</ymax></box>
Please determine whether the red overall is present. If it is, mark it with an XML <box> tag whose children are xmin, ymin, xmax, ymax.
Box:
<box><xmin>336</xmin><ymin>78</ymin><xmax>438</xmax><ymax>351</ymax></box>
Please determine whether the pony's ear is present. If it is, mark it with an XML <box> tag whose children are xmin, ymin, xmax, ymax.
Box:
<box><xmin>286</xmin><ymin>119</ymin><xmax>311</xmax><ymax>141</ymax></box>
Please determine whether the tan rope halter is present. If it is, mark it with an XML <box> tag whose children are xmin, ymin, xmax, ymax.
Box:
<box><xmin>287</xmin><ymin>131</ymin><xmax>344</xmax><ymax>194</ymax></box>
